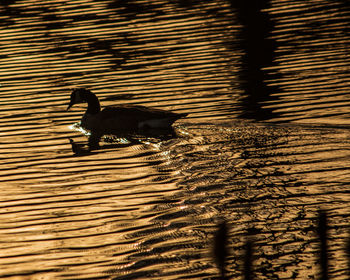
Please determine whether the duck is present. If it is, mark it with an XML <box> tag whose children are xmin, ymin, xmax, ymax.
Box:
<box><xmin>67</xmin><ymin>88</ymin><xmax>187</xmax><ymax>148</ymax></box>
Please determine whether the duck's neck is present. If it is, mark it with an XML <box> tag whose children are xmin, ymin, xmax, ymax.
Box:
<box><xmin>84</xmin><ymin>93</ymin><xmax>101</xmax><ymax>114</ymax></box>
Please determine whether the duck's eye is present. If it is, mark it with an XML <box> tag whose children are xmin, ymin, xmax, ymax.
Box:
<box><xmin>73</xmin><ymin>92</ymin><xmax>84</xmax><ymax>103</ymax></box>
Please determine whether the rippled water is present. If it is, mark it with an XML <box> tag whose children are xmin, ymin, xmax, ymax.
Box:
<box><xmin>0</xmin><ymin>0</ymin><xmax>349</xmax><ymax>279</ymax></box>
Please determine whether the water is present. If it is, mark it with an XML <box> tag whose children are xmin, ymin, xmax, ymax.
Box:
<box><xmin>0</xmin><ymin>0</ymin><xmax>349</xmax><ymax>279</ymax></box>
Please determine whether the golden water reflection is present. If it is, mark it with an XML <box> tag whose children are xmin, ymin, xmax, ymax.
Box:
<box><xmin>0</xmin><ymin>0</ymin><xmax>349</xmax><ymax>279</ymax></box>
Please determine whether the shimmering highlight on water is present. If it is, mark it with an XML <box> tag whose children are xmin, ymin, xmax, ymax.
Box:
<box><xmin>0</xmin><ymin>0</ymin><xmax>349</xmax><ymax>279</ymax></box>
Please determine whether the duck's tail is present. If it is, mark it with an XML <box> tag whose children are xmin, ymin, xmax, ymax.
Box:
<box><xmin>177</xmin><ymin>112</ymin><xmax>188</xmax><ymax>119</ymax></box>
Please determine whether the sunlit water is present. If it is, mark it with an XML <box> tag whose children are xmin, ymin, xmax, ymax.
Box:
<box><xmin>0</xmin><ymin>0</ymin><xmax>349</xmax><ymax>279</ymax></box>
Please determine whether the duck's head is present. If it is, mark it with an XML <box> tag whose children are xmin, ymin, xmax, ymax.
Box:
<box><xmin>67</xmin><ymin>88</ymin><xmax>92</xmax><ymax>110</ymax></box>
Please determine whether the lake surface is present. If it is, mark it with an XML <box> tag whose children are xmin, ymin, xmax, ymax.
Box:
<box><xmin>0</xmin><ymin>0</ymin><xmax>349</xmax><ymax>279</ymax></box>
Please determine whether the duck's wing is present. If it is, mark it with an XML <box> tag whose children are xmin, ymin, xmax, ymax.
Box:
<box><xmin>100</xmin><ymin>105</ymin><xmax>186</xmax><ymax>121</ymax></box>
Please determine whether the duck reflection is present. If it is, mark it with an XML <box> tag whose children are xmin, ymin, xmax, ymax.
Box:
<box><xmin>69</xmin><ymin>138</ymin><xmax>91</xmax><ymax>156</ymax></box>
<box><xmin>68</xmin><ymin>126</ymin><xmax>180</xmax><ymax>155</ymax></box>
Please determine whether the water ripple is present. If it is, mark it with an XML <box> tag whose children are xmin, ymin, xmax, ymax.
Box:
<box><xmin>0</xmin><ymin>0</ymin><xmax>349</xmax><ymax>279</ymax></box>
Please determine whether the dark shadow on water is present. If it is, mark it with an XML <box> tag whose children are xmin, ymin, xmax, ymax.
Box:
<box><xmin>69</xmin><ymin>127</ymin><xmax>180</xmax><ymax>155</ymax></box>
<box><xmin>213</xmin><ymin>211</ymin><xmax>350</xmax><ymax>279</ymax></box>
<box><xmin>213</xmin><ymin>221</ymin><xmax>229</xmax><ymax>280</ymax></box>
<box><xmin>230</xmin><ymin>0</ymin><xmax>280</xmax><ymax>121</ymax></box>
<box><xmin>347</xmin><ymin>234</ymin><xmax>350</xmax><ymax>279</ymax></box>
<box><xmin>318</xmin><ymin>210</ymin><xmax>329</xmax><ymax>280</ymax></box>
